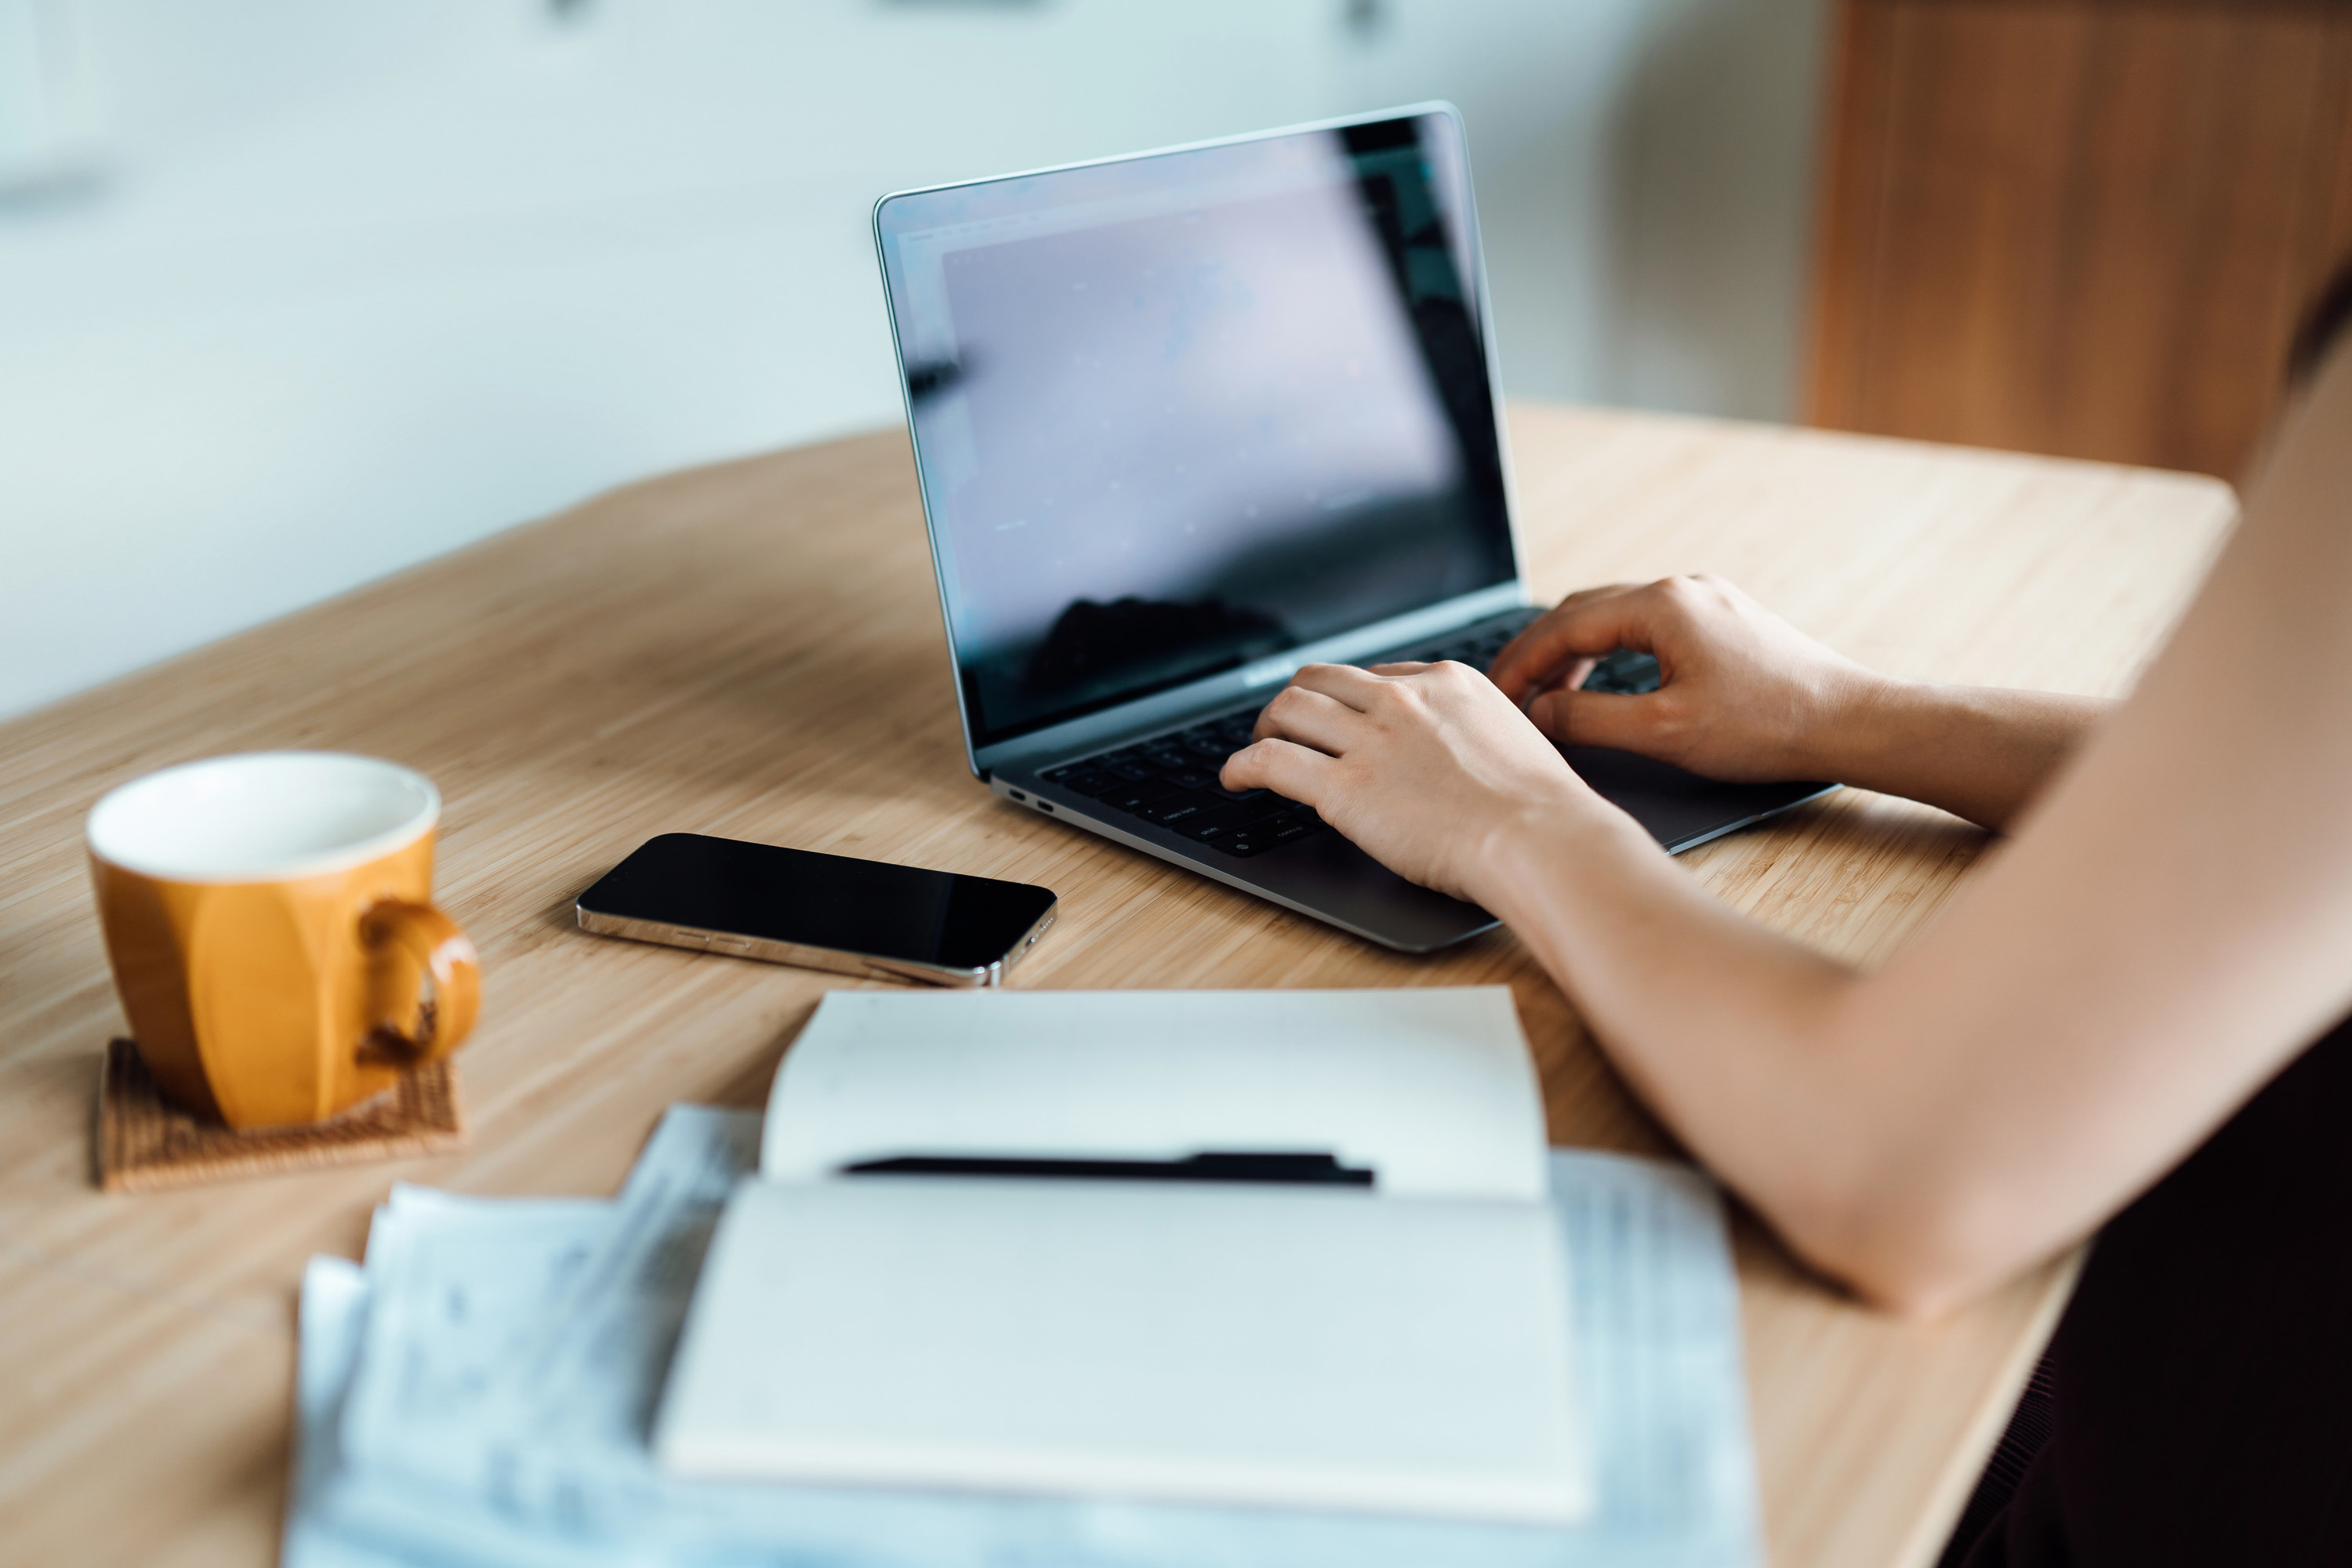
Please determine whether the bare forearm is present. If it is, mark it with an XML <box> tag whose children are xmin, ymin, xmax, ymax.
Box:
<box><xmin>1804</xmin><ymin>680</ymin><xmax>2112</xmax><ymax>831</ymax></box>
<box><xmin>1494</xmin><ymin>576</ymin><xmax>2111</xmax><ymax>831</ymax></box>
<box><xmin>1468</xmin><ymin>799</ymin><xmax>1969</xmax><ymax>1312</ymax></box>
<box><xmin>1224</xmin><ymin>647</ymin><xmax>2125</xmax><ymax>1312</ymax></box>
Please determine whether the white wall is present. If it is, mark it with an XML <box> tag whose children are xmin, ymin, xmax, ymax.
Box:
<box><xmin>0</xmin><ymin>0</ymin><xmax>1828</xmax><ymax>722</ymax></box>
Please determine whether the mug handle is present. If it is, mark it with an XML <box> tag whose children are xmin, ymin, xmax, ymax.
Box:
<box><xmin>358</xmin><ymin>901</ymin><xmax>481</xmax><ymax>1065</ymax></box>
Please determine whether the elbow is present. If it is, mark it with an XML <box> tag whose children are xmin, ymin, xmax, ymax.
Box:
<box><xmin>1773</xmin><ymin>1177</ymin><xmax>2038</xmax><ymax>1322</ymax></box>
<box><xmin>1834</xmin><ymin>1252</ymin><xmax>1998</xmax><ymax>1323</ymax></box>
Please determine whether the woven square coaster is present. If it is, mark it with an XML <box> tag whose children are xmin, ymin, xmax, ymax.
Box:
<box><xmin>94</xmin><ymin>1038</ymin><xmax>467</xmax><ymax>1194</ymax></box>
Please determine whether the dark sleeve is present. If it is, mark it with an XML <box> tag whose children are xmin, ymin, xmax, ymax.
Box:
<box><xmin>2288</xmin><ymin>258</ymin><xmax>2352</xmax><ymax>388</ymax></box>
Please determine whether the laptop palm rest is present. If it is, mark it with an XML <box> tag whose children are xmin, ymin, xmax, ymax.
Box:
<box><xmin>1562</xmin><ymin>748</ymin><xmax>1835</xmax><ymax>855</ymax></box>
<box><xmin>1202</xmin><ymin>751</ymin><xmax>1833</xmax><ymax>954</ymax></box>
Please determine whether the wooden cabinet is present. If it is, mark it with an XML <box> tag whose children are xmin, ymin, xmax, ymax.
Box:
<box><xmin>1806</xmin><ymin>0</ymin><xmax>2352</xmax><ymax>478</ymax></box>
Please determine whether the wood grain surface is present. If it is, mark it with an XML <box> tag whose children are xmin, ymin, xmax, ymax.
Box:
<box><xmin>0</xmin><ymin>404</ymin><xmax>2235</xmax><ymax>1567</ymax></box>
<box><xmin>1808</xmin><ymin>0</ymin><xmax>2352</xmax><ymax>480</ymax></box>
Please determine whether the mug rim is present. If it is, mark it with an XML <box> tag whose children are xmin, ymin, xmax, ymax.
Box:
<box><xmin>87</xmin><ymin>751</ymin><xmax>441</xmax><ymax>885</ymax></box>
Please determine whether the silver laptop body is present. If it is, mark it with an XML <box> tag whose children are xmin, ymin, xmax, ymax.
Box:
<box><xmin>873</xmin><ymin>104</ymin><xmax>1828</xmax><ymax>953</ymax></box>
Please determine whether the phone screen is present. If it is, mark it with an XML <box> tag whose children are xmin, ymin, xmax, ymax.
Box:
<box><xmin>577</xmin><ymin>834</ymin><xmax>1055</xmax><ymax>975</ymax></box>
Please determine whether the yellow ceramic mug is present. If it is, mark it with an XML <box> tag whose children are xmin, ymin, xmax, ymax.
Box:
<box><xmin>87</xmin><ymin>752</ymin><xmax>480</xmax><ymax>1130</ymax></box>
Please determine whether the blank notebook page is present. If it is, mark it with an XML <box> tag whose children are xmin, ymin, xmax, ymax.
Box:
<box><xmin>655</xmin><ymin>1174</ymin><xmax>1584</xmax><ymax>1523</ymax></box>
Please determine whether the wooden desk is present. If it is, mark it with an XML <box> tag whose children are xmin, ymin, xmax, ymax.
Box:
<box><xmin>0</xmin><ymin>404</ymin><xmax>2234</xmax><ymax>1567</ymax></box>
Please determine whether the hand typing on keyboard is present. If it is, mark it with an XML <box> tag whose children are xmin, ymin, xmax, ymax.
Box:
<box><xmin>1487</xmin><ymin>575</ymin><xmax>1880</xmax><ymax>784</ymax></box>
<box><xmin>1036</xmin><ymin>624</ymin><xmax>1533</xmax><ymax>860</ymax></box>
<box><xmin>1218</xmin><ymin>657</ymin><xmax>1597</xmax><ymax>902</ymax></box>
<box><xmin>1217</xmin><ymin>577</ymin><xmax>1887</xmax><ymax>898</ymax></box>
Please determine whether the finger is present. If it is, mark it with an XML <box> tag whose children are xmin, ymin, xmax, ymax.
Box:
<box><xmin>1252</xmin><ymin>684</ymin><xmax>1370</xmax><ymax>755</ymax></box>
<box><xmin>1496</xmin><ymin>583</ymin><xmax>1646</xmax><ymax>691</ymax></box>
<box><xmin>1550</xmin><ymin>583</ymin><xmax>1643</xmax><ymax>615</ymax></box>
<box><xmin>1515</xmin><ymin>648</ymin><xmax>1616</xmax><ymax>698</ymax></box>
<box><xmin>1490</xmin><ymin>584</ymin><xmax>1675</xmax><ymax>703</ymax></box>
<box><xmin>1220</xmin><ymin>736</ymin><xmax>1335</xmax><ymax>800</ymax></box>
<box><xmin>1541</xmin><ymin>655</ymin><xmax>1600</xmax><ymax>700</ymax></box>
<box><xmin>1282</xmin><ymin>661</ymin><xmax>1396</xmax><ymax>711</ymax></box>
<box><xmin>1523</xmin><ymin>583</ymin><xmax>1642</xmax><ymax>628</ymax></box>
<box><xmin>1525</xmin><ymin>687</ymin><xmax>1661</xmax><ymax>753</ymax></box>
<box><xmin>1363</xmin><ymin>660</ymin><xmax>1433</xmax><ymax>677</ymax></box>
<box><xmin>1487</xmin><ymin>584</ymin><xmax>1645</xmax><ymax>695</ymax></box>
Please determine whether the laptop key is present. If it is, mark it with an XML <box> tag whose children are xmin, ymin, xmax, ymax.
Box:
<box><xmin>1581</xmin><ymin>648</ymin><xmax>1663</xmax><ymax>695</ymax></box>
<box><xmin>1134</xmin><ymin>790</ymin><xmax>1221</xmax><ymax>826</ymax></box>
<box><xmin>1177</xmin><ymin>810</ymin><xmax>1247</xmax><ymax>843</ymax></box>
<box><xmin>1214</xmin><ymin>828</ymin><xmax>1278</xmax><ymax>858</ymax></box>
<box><xmin>1100</xmin><ymin>779</ymin><xmax>1181</xmax><ymax>812</ymax></box>
<box><xmin>1177</xmin><ymin>799</ymin><xmax>1283</xmax><ymax>842</ymax></box>
<box><xmin>1261</xmin><ymin>811</ymin><xmax>1319</xmax><ymax>843</ymax></box>
<box><xmin>1164</xmin><ymin>768</ymin><xmax>1220</xmax><ymax>792</ymax></box>
<box><xmin>1101</xmin><ymin>759</ymin><xmax>1162</xmax><ymax>782</ymax></box>
<box><xmin>1048</xmin><ymin>768</ymin><xmax>1116</xmax><ymax>797</ymax></box>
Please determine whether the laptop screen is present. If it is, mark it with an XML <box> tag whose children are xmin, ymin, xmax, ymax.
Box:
<box><xmin>876</xmin><ymin>110</ymin><xmax>1515</xmax><ymax>750</ymax></box>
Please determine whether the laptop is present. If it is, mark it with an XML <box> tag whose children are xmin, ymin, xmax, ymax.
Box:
<box><xmin>873</xmin><ymin>103</ymin><xmax>1831</xmax><ymax>953</ymax></box>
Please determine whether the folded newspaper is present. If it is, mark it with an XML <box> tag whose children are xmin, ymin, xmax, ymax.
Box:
<box><xmin>285</xmin><ymin>1105</ymin><xmax>1763</xmax><ymax>1567</ymax></box>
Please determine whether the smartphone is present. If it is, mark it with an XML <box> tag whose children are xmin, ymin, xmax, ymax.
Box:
<box><xmin>575</xmin><ymin>833</ymin><xmax>1057</xmax><ymax>987</ymax></box>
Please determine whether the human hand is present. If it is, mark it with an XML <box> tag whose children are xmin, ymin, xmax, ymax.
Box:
<box><xmin>1486</xmin><ymin>575</ymin><xmax>1883</xmax><ymax>782</ymax></box>
<box><xmin>1218</xmin><ymin>660</ymin><xmax>1599</xmax><ymax>902</ymax></box>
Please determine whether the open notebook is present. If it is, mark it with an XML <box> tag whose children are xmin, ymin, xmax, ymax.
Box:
<box><xmin>653</xmin><ymin>987</ymin><xmax>1590</xmax><ymax>1526</ymax></box>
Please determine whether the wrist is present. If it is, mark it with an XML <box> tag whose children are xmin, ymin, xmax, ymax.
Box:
<box><xmin>1815</xmin><ymin>681</ymin><xmax>2112</xmax><ymax>829</ymax></box>
<box><xmin>1461</xmin><ymin>779</ymin><xmax>1630</xmax><ymax>919</ymax></box>
<box><xmin>1793</xmin><ymin>668</ymin><xmax>1927</xmax><ymax>784</ymax></box>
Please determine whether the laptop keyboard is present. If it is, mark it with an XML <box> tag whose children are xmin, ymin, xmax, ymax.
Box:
<box><xmin>1036</xmin><ymin>619</ymin><xmax>1529</xmax><ymax>859</ymax></box>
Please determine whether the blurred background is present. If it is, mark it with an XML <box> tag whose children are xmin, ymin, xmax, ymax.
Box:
<box><xmin>3</xmin><ymin>0</ymin><xmax>2346</xmax><ymax>724</ymax></box>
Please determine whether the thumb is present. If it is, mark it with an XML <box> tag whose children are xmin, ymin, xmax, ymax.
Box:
<box><xmin>1527</xmin><ymin>688</ymin><xmax>1659</xmax><ymax>752</ymax></box>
